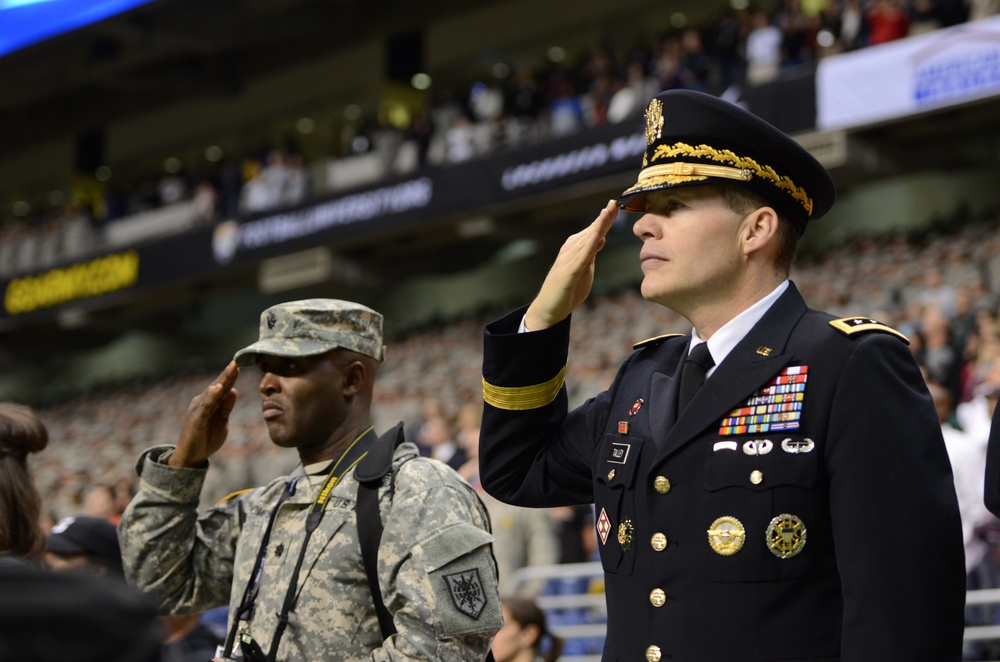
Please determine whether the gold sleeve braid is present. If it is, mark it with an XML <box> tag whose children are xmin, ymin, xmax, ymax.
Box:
<box><xmin>482</xmin><ymin>364</ymin><xmax>568</xmax><ymax>411</ymax></box>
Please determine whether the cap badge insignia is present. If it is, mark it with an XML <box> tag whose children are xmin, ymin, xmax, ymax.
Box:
<box><xmin>645</xmin><ymin>99</ymin><xmax>664</xmax><ymax>145</ymax></box>
<box><xmin>766</xmin><ymin>513</ymin><xmax>807</xmax><ymax>559</ymax></box>
<box><xmin>597</xmin><ymin>507</ymin><xmax>612</xmax><ymax>545</ymax></box>
<box><xmin>719</xmin><ymin>365</ymin><xmax>809</xmax><ymax>436</ymax></box>
<box><xmin>267</xmin><ymin>312</ymin><xmax>277</xmax><ymax>329</ymax></box>
<box><xmin>618</xmin><ymin>519</ymin><xmax>634</xmax><ymax>552</ymax></box>
<box><xmin>707</xmin><ymin>515</ymin><xmax>745</xmax><ymax>556</ymax></box>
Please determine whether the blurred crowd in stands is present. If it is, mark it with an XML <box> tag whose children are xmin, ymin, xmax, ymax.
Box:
<box><xmin>4</xmin><ymin>0</ymin><xmax>1000</xmax><ymax>279</ymax></box>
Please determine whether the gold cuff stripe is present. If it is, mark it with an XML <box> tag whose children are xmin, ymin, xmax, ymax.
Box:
<box><xmin>829</xmin><ymin>318</ymin><xmax>910</xmax><ymax>344</ymax></box>
<box><xmin>482</xmin><ymin>364</ymin><xmax>568</xmax><ymax>411</ymax></box>
<box><xmin>639</xmin><ymin>142</ymin><xmax>813</xmax><ymax>216</ymax></box>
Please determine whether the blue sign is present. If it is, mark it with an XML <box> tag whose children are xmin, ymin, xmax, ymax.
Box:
<box><xmin>0</xmin><ymin>0</ymin><xmax>156</xmax><ymax>59</ymax></box>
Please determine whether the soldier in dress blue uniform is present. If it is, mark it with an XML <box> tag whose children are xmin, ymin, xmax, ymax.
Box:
<box><xmin>478</xmin><ymin>89</ymin><xmax>966</xmax><ymax>661</ymax></box>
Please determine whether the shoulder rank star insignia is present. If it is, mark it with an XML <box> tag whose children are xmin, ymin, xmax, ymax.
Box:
<box><xmin>829</xmin><ymin>317</ymin><xmax>909</xmax><ymax>344</ymax></box>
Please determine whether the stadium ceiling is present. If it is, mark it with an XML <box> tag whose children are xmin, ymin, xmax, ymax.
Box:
<box><xmin>0</xmin><ymin>0</ymin><xmax>472</xmax><ymax>157</ymax></box>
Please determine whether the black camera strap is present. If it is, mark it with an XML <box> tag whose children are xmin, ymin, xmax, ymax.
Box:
<box><xmin>265</xmin><ymin>426</ymin><xmax>377</xmax><ymax>661</ymax></box>
<box><xmin>222</xmin><ymin>480</ymin><xmax>293</xmax><ymax>659</ymax></box>
<box><xmin>222</xmin><ymin>426</ymin><xmax>378</xmax><ymax>661</ymax></box>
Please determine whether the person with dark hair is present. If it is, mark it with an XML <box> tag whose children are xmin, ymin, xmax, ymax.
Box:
<box><xmin>119</xmin><ymin>298</ymin><xmax>501</xmax><ymax>662</ymax></box>
<box><xmin>492</xmin><ymin>595</ymin><xmax>564</xmax><ymax>662</ymax></box>
<box><xmin>0</xmin><ymin>402</ymin><xmax>49</xmax><ymax>562</ymax></box>
<box><xmin>479</xmin><ymin>89</ymin><xmax>965</xmax><ymax>661</ymax></box>
<box><xmin>0</xmin><ymin>565</ymin><xmax>164</xmax><ymax>662</ymax></box>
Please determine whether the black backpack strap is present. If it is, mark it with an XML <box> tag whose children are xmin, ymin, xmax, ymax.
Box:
<box><xmin>355</xmin><ymin>423</ymin><xmax>496</xmax><ymax>661</ymax></box>
<box><xmin>356</xmin><ymin>423</ymin><xmax>405</xmax><ymax>640</ymax></box>
<box><xmin>357</xmin><ymin>476</ymin><xmax>396</xmax><ymax>639</ymax></box>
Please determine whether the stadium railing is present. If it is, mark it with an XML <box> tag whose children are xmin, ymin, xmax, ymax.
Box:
<box><xmin>508</xmin><ymin>563</ymin><xmax>1000</xmax><ymax>661</ymax></box>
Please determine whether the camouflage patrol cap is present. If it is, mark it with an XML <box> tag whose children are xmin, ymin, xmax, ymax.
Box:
<box><xmin>233</xmin><ymin>298</ymin><xmax>385</xmax><ymax>366</ymax></box>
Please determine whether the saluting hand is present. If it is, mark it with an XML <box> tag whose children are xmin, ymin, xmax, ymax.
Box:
<box><xmin>169</xmin><ymin>362</ymin><xmax>240</xmax><ymax>468</ymax></box>
<box><xmin>524</xmin><ymin>199</ymin><xmax>618</xmax><ymax>331</ymax></box>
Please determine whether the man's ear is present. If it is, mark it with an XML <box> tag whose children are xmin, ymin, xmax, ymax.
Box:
<box><xmin>341</xmin><ymin>360</ymin><xmax>367</xmax><ymax>397</ymax></box>
<box><xmin>342</xmin><ymin>356</ymin><xmax>379</xmax><ymax>397</ymax></box>
<box><xmin>740</xmin><ymin>205</ymin><xmax>780</xmax><ymax>257</ymax></box>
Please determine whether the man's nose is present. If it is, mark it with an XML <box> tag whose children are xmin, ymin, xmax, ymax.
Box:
<box><xmin>259</xmin><ymin>371</ymin><xmax>279</xmax><ymax>395</ymax></box>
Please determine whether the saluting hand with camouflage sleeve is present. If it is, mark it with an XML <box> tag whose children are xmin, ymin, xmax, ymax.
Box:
<box><xmin>120</xmin><ymin>299</ymin><xmax>501</xmax><ymax>661</ymax></box>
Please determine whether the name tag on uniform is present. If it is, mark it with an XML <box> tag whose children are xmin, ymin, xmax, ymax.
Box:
<box><xmin>607</xmin><ymin>442</ymin><xmax>631</xmax><ymax>465</ymax></box>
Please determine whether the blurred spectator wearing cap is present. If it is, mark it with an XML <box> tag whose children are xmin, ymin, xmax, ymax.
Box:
<box><xmin>479</xmin><ymin>89</ymin><xmax>965</xmax><ymax>660</ymax></box>
<box><xmin>0</xmin><ymin>402</ymin><xmax>49</xmax><ymax>564</ymax></box>
<box><xmin>45</xmin><ymin>514</ymin><xmax>124</xmax><ymax>577</ymax></box>
<box><xmin>45</xmin><ymin>512</ymin><xmax>224</xmax><ymax>662</ymax></box>
<box><xmin>118</xmin><ymin>298</ymin><xmax>501</xmax><ymax>661</ymax></box>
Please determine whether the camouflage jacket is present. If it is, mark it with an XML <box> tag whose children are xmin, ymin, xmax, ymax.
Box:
<box><xmin>119</xmin><ymin>437</ymin><xmax>501</xmax><ymax>661</ymax></box>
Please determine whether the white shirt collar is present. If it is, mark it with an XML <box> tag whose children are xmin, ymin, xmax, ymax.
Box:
<box><xmin>691</xmin><ymin>280</ymin><xmax>788</xmax><ymax>376</ymax></box>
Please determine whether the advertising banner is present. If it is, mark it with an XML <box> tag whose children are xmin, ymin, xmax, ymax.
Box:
<box><xmin>816</xmin><ymin>15</ymin><xmax>1000</xmax><ymax>130</ymax></box>
<box><xmin>1</xmin><ymin>118</ymin><xmax>646</xmax><ymax>328</ymax></box>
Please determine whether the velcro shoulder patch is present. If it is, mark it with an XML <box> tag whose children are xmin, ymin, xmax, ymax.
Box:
<box><xmin>633</xmin><ymin>333</ymin><xmax>684</xmax><ymax>350</ymax></box>
<box><xmin>829</xmin><ymin>317</ymin><xmax>909</xmax><ymax>344</ymax></box>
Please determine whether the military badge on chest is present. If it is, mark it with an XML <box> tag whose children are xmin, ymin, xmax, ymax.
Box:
<box><xmin>597</xmin><ymin>418</ymin><xmax>639</xmax><ymax>551</ymax></box>
<box><xmin>598</xmin><ymin>440</ymin><xmax>635</xmax><ymax>550</ymax></box>
<box><xmin>719</xmin><ymin>365</ymin><xmax>808</xmax><ymax>436</ymax></box>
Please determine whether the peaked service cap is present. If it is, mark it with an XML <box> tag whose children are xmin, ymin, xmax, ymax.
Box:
<box><xmin>617</xmin><ymin>89</ymin><xmax>836</xmax><ymax>226</ymax></box>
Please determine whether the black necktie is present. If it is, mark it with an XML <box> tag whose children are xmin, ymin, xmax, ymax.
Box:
<box><xmin>677</xmin><ymin>342</ymin><xmax>714</xmax><ymax>413</ymax></box>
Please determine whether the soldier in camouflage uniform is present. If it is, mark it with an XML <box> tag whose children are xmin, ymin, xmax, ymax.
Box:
<box><xmin>119</xmin><ymin>299</ymin><xmax>502</xmax><ymax>661</ymax></box>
